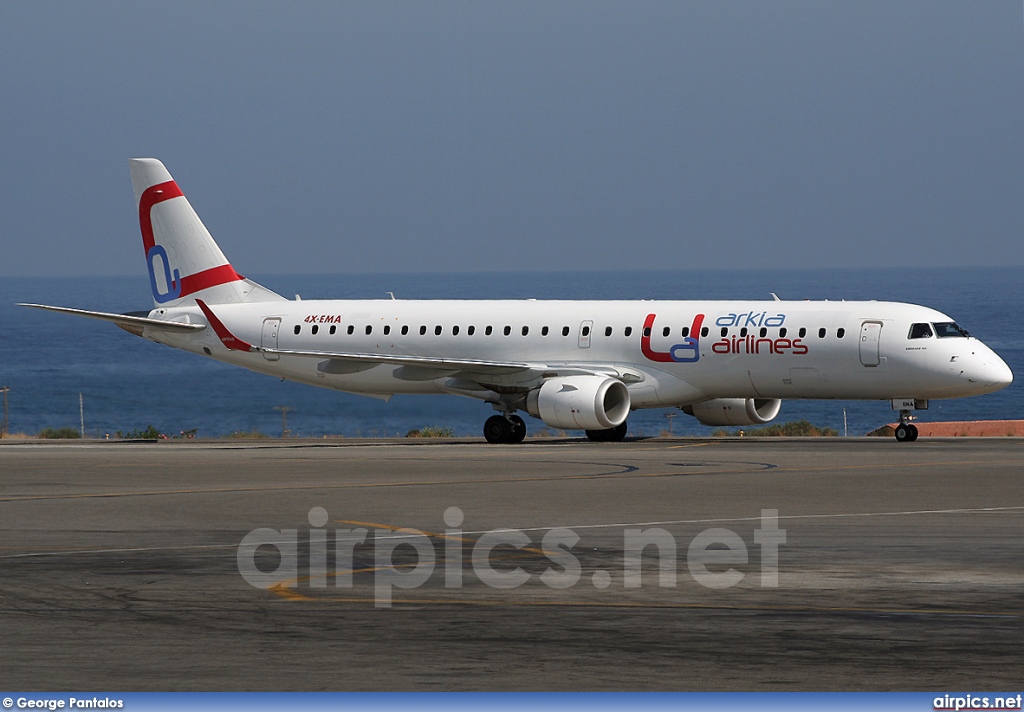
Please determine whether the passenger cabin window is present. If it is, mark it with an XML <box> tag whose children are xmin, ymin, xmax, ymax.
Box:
<box><xmin>837</xmin><ymin>328</ymin><xmax>845</xmax><ymax>338</ymax></box>
<box><xmin>561</xmin><ymin>326</ymin><xmax>570</xmax><ymax>337</ymax></box>
<box><xmin>721</xmin><ymin>327</ymin><xmax>728</xmax><ymax>337</ymax></box>
<box><xmin>522</xmin><ymin>326</ymin><xmax>529</xmax><ymax>336</ymax></box>
<box><xmin>542</xmin><ymin>326</ymin><xmax>549</xmax><ymax>336</ymax></box>
<box><xmin>605</xmin><ymin>326</ymin><xmax>612</xmax><ymax>337</ymax></box>
<box><xmin>909</xmin><ymin>323</ymin><xmax>933</xmax><ymax>339</ymax></box>
<box><xmin>503</xmin><ymin>326</ymin><xmax>511</xmax><ymax>336</ymax></box>
<box><xmin>643</xmin><ymin>327</ymin><xmax>651</xmax><ymax>337</ymax></box>
<box><xmin>452</xmin><ymin>325</ymin><xmax>460</xmax><ymax>336</ymax></box>
<box><xmin>365</xmin><ymin>325</ymin><xmax>373</xmax><ymax>335</ymax></box>
<box><xmin>759</xmin><ymin>327</ymin><xmax>767</xmax><ymax>338</ymax></box>
<box><xmin>581</xmin><ymin>325</ymin><xmax>590</xmax><ymax>337</ymax></box>
<box><xmin>294</xmin><ymin>325</ymin><xmax>301</xmax><ymax>335</ymax></box>
<box><xmin>681</xmin><ymin>327</ymin><xmax>689</xmax><ymax>337</ymax></box>
<box><xmin>779</xmin><ymin>327</ymin><xmax>787</xmax><ymax>338</ymax></box>
<box><xmin>700</xmin><ymin>327</ymin><xmax>709</xmax><ymax>337</ymax></box>
<box><xmin>435</xmin><ymin>325</ymin><xmax>442</xmax><ymax>335</ymax></box>
<box><xmin>485</xmin><ymin>326</ymin><xmax>493</xmax><ymax>336</ymax></box>
<box><xmin>933</xmin><ymin>322</ymin><xmax>970</xmax><ymax>338</ymax></box>
<box><xmin>663</xmin><ymin>327</ymin><xmax>671</xmax><ymax>337</ymax></box>
<box><xmin>739</xmin><ymin>327</ymin><xmax>747</xmax><ymax>337</ymax></box>
<box><xmin>347</xmin><ymin>325</ymin><xmax>355</xmax><ymax>335</ymax></box>
<box><xmin>383</xmin><ymin>325</ymin><xmax>390</xmax><ymax>335</ymax></box>
<box><xmin>419</xmin><ymin>325</ymin><xmax>427</xmax><ymax>335</ymax></box>
<box><xmin>818</xmin><ymin>328</ymin><xmax>826</xmax><ymax>338</ymax></box>
<box><xmin>798</xmin><ymin>327</ymin><xmax>806</xmax><ymax>338</ymax></box>
<box><xmin>624</xmin><ymin>326</ymin><xmax>633</xmax><ymax>337</ymax></box>
<box><xmin>401</xmin><ymin>325</ymin><xmax>409</xmax><ymax>335</ymax></box>
<box><xmin>330</xmin><ymin>325</ymin><xmax>337</xmax><ymax>335</ymax></box>
<box><xmin>467</xmin><ymin>326</ymin><xmax>475</xmax><ymax>336</ymax></box>
<box><xmin>312</xmin><ymin>325</ymin><xmax>319</xmax><ymax>335</ymax></box>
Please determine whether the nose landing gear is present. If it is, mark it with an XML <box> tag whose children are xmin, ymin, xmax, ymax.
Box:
<box><xmin>894</xmin><ymin>408</ymin><xmax>919</xmax><ymax>442</ymax></box>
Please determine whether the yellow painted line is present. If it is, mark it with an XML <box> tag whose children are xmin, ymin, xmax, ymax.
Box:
<box><xmin>335</xmin><ymin>518</ymin><xmax>550</xmax><ymax>556</ymax></box>
<box><xmin>271</xmin><ymin>552</ymin><xmax>540</xmax><ymax>591</ymax></box>
<box><xmin>666</xmin><ymin>443</ymin><xmax>713</xmax><ymax>450</ymax></box>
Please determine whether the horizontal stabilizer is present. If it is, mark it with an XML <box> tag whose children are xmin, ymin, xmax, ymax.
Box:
<box><xmin>18</xmin><ymin>303</ymin><xmax>207</xmax><ymax>334</ymax></box>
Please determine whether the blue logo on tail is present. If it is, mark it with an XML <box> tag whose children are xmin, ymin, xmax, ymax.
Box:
<box><xmin>147</xmin><ymin>245</ymin><xmax>182</xmax><ymax>303</ymax></box>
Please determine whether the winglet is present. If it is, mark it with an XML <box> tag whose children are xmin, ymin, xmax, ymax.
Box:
<box><xmin>196</xmin><ymin>299</ymin><xmax>255</xmax><ymax>352</ymax></box>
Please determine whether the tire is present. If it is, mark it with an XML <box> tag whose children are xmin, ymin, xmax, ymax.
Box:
<box><xmin>907</xmin><ymin>424</ymin><xmax>919</xmax><ymax>442</ymax></box>
<box><xmin>894</xmin><ymin>424</ymin><xmax>911</xmax><ymax>442</ymax></box>
<box><xmin>509</xmin><ymin>415</ymin><xmax>527</xmax><ymax>444</ymax></box>
<box><xmin>484</xmin><ymin>415</ymin><xmax>511</xmax><ymax>444</ymax></box>
<box><xmin>606</xmin><ymin>421</ymin><xmax>628</xmax><ymax>441</ymax></box>
<box><xmin>585</xmin><ymin>421</ymin><xmax>627</xmax><ymax>442</ymax></box>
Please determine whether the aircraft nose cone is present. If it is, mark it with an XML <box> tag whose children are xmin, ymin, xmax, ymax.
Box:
<box><xmin>985</xmin><ymin>357</ymin><xmax>1014</xmax><ymax>389</ymax></box>
<box><xmin>967</xmin><ymin>351</ymin><xmax>1014</xmax><ymax>392</ymax></box>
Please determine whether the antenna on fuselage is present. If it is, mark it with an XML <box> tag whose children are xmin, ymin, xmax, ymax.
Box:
<box><xmin>770</xmin><ymin>293</ymin><xmax>781</xmax><ymax>302</ymax></box>
<box><xmin>386</xmin><ymin>292</ymin><xmax>396</xmax><ymax>300</ymax></box>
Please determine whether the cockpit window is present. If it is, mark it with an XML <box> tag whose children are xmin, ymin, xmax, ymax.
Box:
<box><xmin>908</xmin><ymin>323</ymin><xmax>933</xmax><ymax>339</ymax></box>
<box><xmin>932</xmin><ymin>322</ymin><xmax>970</xmax><ymax>338</ymax></box>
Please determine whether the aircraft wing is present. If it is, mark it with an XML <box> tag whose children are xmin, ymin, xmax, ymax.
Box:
<box><xmin>18</xmin><ymin>303</ymin><xmax>207</xmax><ymax>333</ymax></box>
<box><xmin>268</xmin><ymin>347</ymin><xmax>534</xmax><ymax>375</ymax></box>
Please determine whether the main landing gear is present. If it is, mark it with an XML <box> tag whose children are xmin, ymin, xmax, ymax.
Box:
<box><xmin>483</xmin><ymin>414</ymin><xmax>527</xmax><ymax>444</ymax></box>
<box><xmin>585</xmin><ymin>422</ymin><xmax>628</xmax><ymax>442</ymax></box>
<box><xmin>482</xmin><ymin>414</ymin><xmax>629</xmax><ymax>444</ymax></box>
<box><xmin>894</xmin><ymin>409</ymin><xmax>919</xmax><ymax>442</ymax></box>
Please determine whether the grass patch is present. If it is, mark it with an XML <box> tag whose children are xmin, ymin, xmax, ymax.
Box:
<box><xmin>117</xmin><ymin>425</ymin><xmax>162</xmax><ymax>440</ymax></box>
<box><xmin>406</xmin><ymin>426</ymin><xmax>456</xmax><ymax>438</ymax></box>
<box><xmin>38</xmin><ymin>427</ymin><xmax>82</xmax><ymax>439</ymax></box>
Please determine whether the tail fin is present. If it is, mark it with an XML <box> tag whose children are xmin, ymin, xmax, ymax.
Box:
<box><xmin>129</xmin><ymin>158</ymin><xmax>285</xmax><ymax>307</ymax></box>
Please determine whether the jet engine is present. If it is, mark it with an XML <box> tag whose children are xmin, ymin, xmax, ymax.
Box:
<box><xmin>526</xmin><ymin>376</ymin><xmax>631</xmax><ymax>431</ymax></box>
<box><xmin>682</xmin><ymin>398</ymin><xmax>782</xmax><ymax>427</ymax></box>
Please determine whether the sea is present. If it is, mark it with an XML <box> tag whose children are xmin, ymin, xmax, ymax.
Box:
<box><xmin>1</xmin><ymin>266</ymin><xmax>1021</xmax><ymax>439</ymax></box>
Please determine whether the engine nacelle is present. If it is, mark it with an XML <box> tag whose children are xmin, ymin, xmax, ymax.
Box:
<box><xmin>682</xmin><ymin>398</ymin><xmax>782</xmax><ymax>427</ymax></box>
<box><xmin>526</xmin><ymin>376</ymin><xmax>631</xmax><ymax>431</ymax></box>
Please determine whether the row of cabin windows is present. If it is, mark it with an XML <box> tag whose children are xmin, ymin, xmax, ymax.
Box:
<box><xmin>294</xmin><ymin>323</ymin><xmax>849</xmax><ymax>339</ymax></box>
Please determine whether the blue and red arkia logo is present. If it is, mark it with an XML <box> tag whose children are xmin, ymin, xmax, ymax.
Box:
<box><xmin>641</xmin><ymin>313</ymin><xmax>704</xmax><ymax>363</ymax></box>
<box><xmin>642</xmin><ymin>311</ymin><xmax>810</xmax><ymax>364</ymax></box>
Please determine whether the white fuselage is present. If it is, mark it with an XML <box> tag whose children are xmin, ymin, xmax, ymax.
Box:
<box><xmin>146</xmin><ymin>298</ymin><xmax>1012</xmax><ymax>408</ymax></box>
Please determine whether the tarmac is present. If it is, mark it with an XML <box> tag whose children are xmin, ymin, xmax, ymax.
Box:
<box><xmin>0</xmin><ymin>436</ymin><xmax>1021</xmax><ymax>690</ymax></box>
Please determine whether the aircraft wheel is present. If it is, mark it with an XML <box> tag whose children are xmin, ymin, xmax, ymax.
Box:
<box><xmin>606</xmin><ymin>421</ymin><xmax>628</xmax><ymax>441</ymax></box>
<box><xmin>509</xmin><ymin>415</ymin><xmax>527</xmax><ymax>444</ymax></box>
<box><xmin>907</xmin><ymin>424</ymin><xmax>919</xmax><ymax>441</ymax></box>
<box><xmin>894</xmin><ymin>424</ymin><xmax>912</xmax><ymax>442</ymax></box>
<box><xmin>484</xmin><ymin>415</ymin><xmax>512</xmax><ymax>444</ymax></box>
<box><xmin>585</xmin><ymin>421</ymin><xmax>627</xmax><ymax>442</ymax></box>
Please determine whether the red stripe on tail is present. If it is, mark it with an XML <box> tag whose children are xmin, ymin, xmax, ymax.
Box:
<box><xmin>179</xmin><ymin>264</ymin><xmax>244</xmax><ymax>298</ymax></box>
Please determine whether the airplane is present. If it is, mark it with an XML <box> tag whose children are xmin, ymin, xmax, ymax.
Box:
<box><xmin>20</xmin><ymin>159</ymin><xmax>1013</xmax><ymax>443</ymax></box>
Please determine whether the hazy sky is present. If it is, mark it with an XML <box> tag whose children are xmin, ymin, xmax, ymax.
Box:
<box><xmin>2</xmin><ymin>1</ymin><xmax>1023</xmax><ymax>277</ymax></box>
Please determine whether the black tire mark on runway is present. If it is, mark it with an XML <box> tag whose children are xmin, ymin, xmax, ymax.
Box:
<box><xmin>667</xmin><ymin>461</ymin><xmax>778</xmax><ymax>474</ymax></box>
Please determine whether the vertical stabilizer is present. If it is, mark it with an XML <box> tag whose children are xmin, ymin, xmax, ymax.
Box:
<box><xmin>129</xmin><ymin>158</ymin><xmax>284</xmax><ymax>307</ymax></box>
